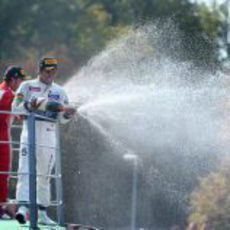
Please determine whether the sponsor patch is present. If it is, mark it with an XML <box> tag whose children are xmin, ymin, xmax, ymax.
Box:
<box><xmin>29</xmin><ymin>86</ymin><xmax>41</xmax><ymax>92</ymax></box>
<box><xmin>46</xmin><ymin>127</ymin><xmax>54</xmax><ymax>132</ymax></box>
<box><xmin>15</xmin><ymin>93</ymin><xmax>24</xmax><ymax>104</ymax></box>
<box><xmin>48</xmin><ymin>92</ymin><xmax>60</xmax><ymax>100</ymax></box>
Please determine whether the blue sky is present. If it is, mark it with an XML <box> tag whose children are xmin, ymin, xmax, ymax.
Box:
<box><xmin>195</xmin><ymin>0</ymin><xmax>225</xmax><ymax>6</ymax></box>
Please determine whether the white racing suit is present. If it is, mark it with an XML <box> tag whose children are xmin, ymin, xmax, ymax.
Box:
<box><xmin>12</xmin><ymin>78</ymin><xmax>71</xmax><ymax>207</ymax></box>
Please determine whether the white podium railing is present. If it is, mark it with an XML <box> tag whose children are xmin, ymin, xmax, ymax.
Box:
<box><xmin>0</xmin><ymin>110</ymin><xmax>65</xmax><ymax>230</ymax></box>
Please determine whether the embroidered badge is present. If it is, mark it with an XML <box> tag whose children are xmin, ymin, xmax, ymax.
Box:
<box><xmin>29</xmin><ymin>86</ymin><xmax>41</xmax><ymax>92</ymax></box>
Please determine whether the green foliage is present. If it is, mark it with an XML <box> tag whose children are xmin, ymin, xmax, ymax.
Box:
<box><xmin>188</xmin><ymin>159</ymin><xmax>230</xmax><ymax>229</ymax></box>
<box><xmin>196</xmin><ymin>4</ymin><xmax>222</xmax><ymax>39</ymax></box>
<box><xmin>71</xmin><ymin>3</ymin><xmax>128</xmax><ymax>57</ymax></box>
<box><xmin>0</xmin><ymin>0</ymin><xmax>225</xmax><ymax>77</ymax></box>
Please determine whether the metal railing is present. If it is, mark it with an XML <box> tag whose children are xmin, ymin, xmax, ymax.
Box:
<box><xmin>0</xmin><ymin>110</ymin><xmax>65</xmax><ymax>230</ymax></box>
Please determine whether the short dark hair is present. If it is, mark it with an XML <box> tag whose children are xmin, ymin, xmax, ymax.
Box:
<box><xmin>3</xmin><ymin>66</ymin><xmax>28</xmax><ymax>82</ymax></box>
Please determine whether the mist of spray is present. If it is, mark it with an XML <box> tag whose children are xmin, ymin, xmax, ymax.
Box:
<box><xmin>64</xmin><ymin>21</ymin><xmax>229</xmax><ymax>228</ymax></box>
<box><xmin>65</xmin><ymin>22</ymin><xmax>227</xmax><ymax>159</ymax></box>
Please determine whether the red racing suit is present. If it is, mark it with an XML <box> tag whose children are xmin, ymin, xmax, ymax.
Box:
<box><xmin>0</xmin><ymin>82</ymin><xmax>14</xmax><ymax>204</ymax></box>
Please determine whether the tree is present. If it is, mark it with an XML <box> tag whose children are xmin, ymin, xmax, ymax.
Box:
<box><xmin>0</xmin><ymin>0</ymin><xmax>224</xmax><ymax>75</ymax></box>
<box><xmin>188</xmin><ymin>158</ymin><xmax>230</xmax><ymax>229</ymax></box>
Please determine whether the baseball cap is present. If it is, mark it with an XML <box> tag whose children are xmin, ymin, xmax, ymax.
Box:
<box><xmin>39</xmin><ymin>57</ymin><xmax>58</xmax><ymax>71</ymax></box>
<box><xmin>3</xmin><ymin>66</ymin><xmax>29</xmax><ymax>81</ymax></box>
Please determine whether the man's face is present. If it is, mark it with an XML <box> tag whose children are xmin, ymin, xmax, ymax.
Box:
<box><xmin>10</xmin><ymin>78</ymin><xmax>23</xmax><ymax>91</ymax></box>
<box><xmin>39</xmin><ymin>68</ymin><xmax>57</xmax><ymax>85</ymax></box>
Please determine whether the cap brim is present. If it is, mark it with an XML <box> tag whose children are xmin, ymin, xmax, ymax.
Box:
<box><xmin>44</xmin><ymin>66</ymin><xmax>57</xmax><ymax>71</ymax></box>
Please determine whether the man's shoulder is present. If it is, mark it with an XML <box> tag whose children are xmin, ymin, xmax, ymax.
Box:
<box><xmin>52</xmin><ymin>82</ymin><xmax>66</xmax><ymax>92</ymax></box>
<box><xmin>0</xmin><ymin>82</ymin><xmax>9</xmax><ymax>91</ymax></box>
<box><xmin>0</xmin><ymin>83</ymin><xmax>13</xmax><ymax>97</ymax></box>
<box><xmin>0</xmin><ymin>88</ymin><xmax>13</xmax><ymax>102</ymax></box>
<box><xmin>0</xmin><ymin>82</ymin><xmax>5</xmax><ymax>89</ymax></box>
<box><xmin>0</xmin><ymin>88</ymin><xmax>8</xmax><ymax>100</ymax></box>
<box><xmin>52</xmin><ymin>81</ymin><xmax>62</xmax><ymax>87</ymax></box>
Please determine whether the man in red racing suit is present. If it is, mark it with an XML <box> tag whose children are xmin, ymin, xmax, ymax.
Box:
<box><xmin>0</xmin><ymin>66</ymin><xmax>28</xmax><ymax>219</ymax></box>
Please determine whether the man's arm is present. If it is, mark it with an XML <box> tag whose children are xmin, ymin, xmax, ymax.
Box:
<box><xmin>0</xmin><ymin>89</ymin><xmax>13</xmax><ymax>121</ymax></box>
<box><xmin>58</xmin><ymin>89</ymin><xmax>76</xmax><ymax>124</ymax></box>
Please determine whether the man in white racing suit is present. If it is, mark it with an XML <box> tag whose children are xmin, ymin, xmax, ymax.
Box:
<box><xmin>12</xmin><ymin>57</ymin><xmax>75</xmax><ymax>225</ymax></box>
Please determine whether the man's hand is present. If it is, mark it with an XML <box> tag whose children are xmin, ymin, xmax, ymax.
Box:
<box><xmin>25</xmin><ymin>97</ymin><xmax>45</xmax><ymax>111</ymax></box>
<box><xmin>63</xmin><ymin>105</ymin><xmax>76</xmax><ymax>119</ymax></box>
<box><xmin>64</xmin><ymin>106</ymin><xmax>76</xmax><ymax>114</ymax></box>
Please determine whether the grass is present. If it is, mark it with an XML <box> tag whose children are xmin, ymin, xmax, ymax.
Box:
<box><xmin>0</xmin><ymin>219</ymin><xmax>66</xmax><ymax>230</ymax></box>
